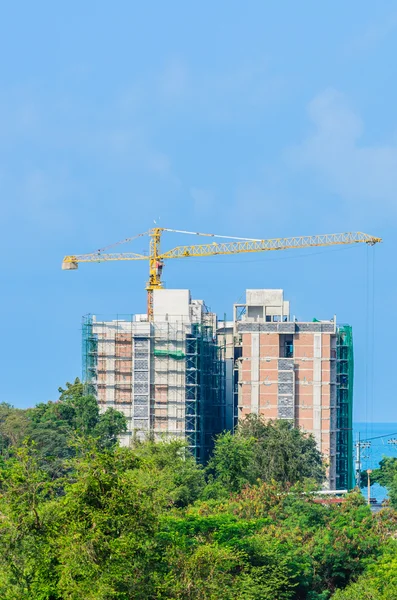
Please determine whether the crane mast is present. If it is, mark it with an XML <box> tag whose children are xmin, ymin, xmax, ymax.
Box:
<box><xmin>62</xmin><ymin>228</ymin><xmax>381</xmax><ymax>319</ymax></box>
<box><xmin>147</xmin><ymin>228</ymin><xmax>164</xmax><ymax>317</ymax></box>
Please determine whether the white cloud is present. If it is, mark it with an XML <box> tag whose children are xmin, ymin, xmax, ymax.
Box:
<box><xmin>0</xmin><ymin>166</ymin><xmax>76</xmax><ymax>230</ymax></box>
<box><xmin>118</xmin><ymin>84</ymin><xmax>144</xmax><ymax>114</ymax></box>
<box><xmin>227</xmin><ymin>180</ymin><xmax>285</xmax><ymax>234</ymax></box>
<box><xmin>204</xmin><ymin>62</ymin><xmax>282</xmax><ymax>109</ymax></box>
<box><xmin>0</xmin><ymin>95</ymin><xmax>40</xmax><ymax>140</ymax></box>
<box><xmin>190</xmin><ymin>187</ymin><xmax>215</xmax><ymax>214</ymax></box>
<box><xmin>154</xmin><ymin>58</ymin><xmax>285</xmax><ymax>122</ymax></box>
<box><xmin>158</xmin><ymin>58</ymin><xmax>188</xmax><ymax>100</ymax></box>
<box><xmin>87</xmin><ymin>126</ymin><xmax>180</xmax><ymax>185</ymax></box>
<box><xmin>21</xmin><ymin>168</ymin><xmax>75</xmax><ymax>227</ymax></box>
<box><xmin>344</xmin><ymin>13</ymin><xmax>397</xmax><ymax>55</ymax></box>
<box><xmin>287</xmin><ymin>89</ymin><xmax>397</xmax><ymax>209</ymax></box>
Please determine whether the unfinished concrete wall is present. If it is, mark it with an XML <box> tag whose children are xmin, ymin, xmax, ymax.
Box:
<box><xmin>153</xmin><ymin>289</ymin><xmax>190</xmax><ymax>322</ymax></box>
<box><xmin>90</xmin><ymin>319</ymin><xmax>151</xmax><ymax>445</ymax></box>
<box><xmin>293</xmin><ymin>331</ymin><xmax>335</xmax><ymax>486</ymax></box>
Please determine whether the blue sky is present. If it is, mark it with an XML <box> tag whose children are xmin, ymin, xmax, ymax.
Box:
<box><xmin>1</xmin><ymin>1</ymin><xmax>395</xmax><ymax>421</ymax></box>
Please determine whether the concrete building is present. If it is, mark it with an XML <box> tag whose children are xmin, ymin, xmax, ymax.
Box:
<box><xmin>218</xmin><ymin>290</ymin><xmax>353</xmax><ymax>489</ymax></box>
<box><xmin>82</xmin><ymin>289</ymin><xmax>225</xmax><ymax>462</ymax></box>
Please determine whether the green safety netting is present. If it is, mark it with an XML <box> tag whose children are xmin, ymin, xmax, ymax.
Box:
<box><xmin>153</xmin><ymin>349</ymin><xmax>186</xmax><ymax>360</ymax></box>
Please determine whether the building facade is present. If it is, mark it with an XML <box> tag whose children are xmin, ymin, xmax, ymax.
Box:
<box><xmin>218</xmin><ymin>290</ymin><xmax>353</xmax><ymax>489</ymax></box>
<box><xmin>82</xmin><ymin>289</ymin><xmax>225</xmax><ymax>462</ymax></box>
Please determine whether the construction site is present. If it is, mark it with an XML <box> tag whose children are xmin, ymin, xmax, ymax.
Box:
<box><xmin>65</xmin><ymin>227</ymin><xmax>380</xmax><ymax>488</ymax></box>
<box><xmin>82</xmin><ymin>290</ymin><xmax>225</xmax><ymax>462</ymax></box>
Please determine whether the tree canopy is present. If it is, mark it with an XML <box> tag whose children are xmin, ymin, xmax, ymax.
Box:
<box><xmin>205</xmin><ymin>415</ymin><xmax>325</xmax><ymax>496</ymax></box>
<box><xmin>0</xmin><ymin>383</ymin><xmax>396</xmax><ymax>598</ymax></box>
<box><xmin>0</xmin><ymin>378</ymin><xmax>127</xmax><ymax>478</ymax></box>
<box><xmin>0</xmin><ymin>438</ymin><xmax>393</xmax><ymax>599</ymax></box>
<box><xmin>365</xmin><ymin>456</ymin><xmax>397</xmax><ymax>508</ymax></box>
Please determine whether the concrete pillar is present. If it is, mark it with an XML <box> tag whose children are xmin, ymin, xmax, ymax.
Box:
<box><xmin>313</xmin><ymin>333</ymin><xmax>322</xmax><ymax>448</ymax></box>
<box><xmin>251</xmin><ymin>333</ymin><xmax>259</xmax><ymax>414</ymax></box>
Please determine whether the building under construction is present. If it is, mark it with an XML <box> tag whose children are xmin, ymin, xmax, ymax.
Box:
<box><xmin>66</xmin><ymin>227</ymin><xmax>379</xmax><ymax>487</ymax></box>
<box><xmin>82</xmin><ymin>289</ymin><xmax>225</xmax><ymax>462</ymax></box>
<box><xmin>82</xmin><ymin>286</ymin><xmax>353</xmax><ymax>488</ymax></box>
<box><xmin>218</xmin><ymin>289</ymin><xmax>354</xmax><ymax>489</ymax></box>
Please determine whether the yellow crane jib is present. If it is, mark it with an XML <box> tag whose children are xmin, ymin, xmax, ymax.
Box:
<box><xmin>62</xmin><ymin>228</ymin><xmax>382</xmax><ymax>319</ymax></box>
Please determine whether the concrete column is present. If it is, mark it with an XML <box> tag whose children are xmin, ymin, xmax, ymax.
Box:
<box><xmin>251</xmin><ymin>333</ymin><xmax>259</xmax><ymax>414</ymax></box>
<box><xmin>313</xmin><ymin>333</ymin><xmax>322</xmax><ymax>448</ymax></box>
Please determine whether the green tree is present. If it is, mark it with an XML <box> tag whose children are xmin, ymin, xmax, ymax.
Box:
<box><xmin>206</xmin><ymin>431</ymin><xmax>256</xmax><ymax>494</ymax></box>
<box><xmin>0</xmin><ymin>438</ymin><xmax>208</xmax><ymax>598</ymax></box>
<box><xmin>0</xmin><ymin>385</ymin><xmax>394</xmax><ymax>599</ymax></box>
<box><xmin>238</xmin><ymin>415</ymin><xmax>325</xmax><ymax>485</ymax></box>
<box><xmin>368</xmin><ymin>456</ymin><xmax>397</xmax><ymax>508</ymax></box>
<box><xmin>24</xmin><ymin>379</ymin><xmax>127</xmax><ymax>477</ymax></box>
<box><xmin>158</xmin><ymin>543</ymin><xmax>244</xmax><ymax>599</ymax></box>
<box><xmin>332</xmin><ymin>540</ymin><xmax>397</xmax><ymax>599</ymax></box>
<box><xmin>0</xmin><ymin>445</ymin><xmax>60</xmax><ymax>599</ymax></box>
<box><xmin>0</xmin><ymin>439</ymin><xmax>393</xmax><ymax>600</ymax></box>
<box><xmin>0</xmin><ymin>403</ymin><xmax>29</xmax><ymax>455</ymax></box>
<box><xmin>132</xmin><ymin>438</ymin><xmax>206</xmax><ymax>507</ymax></box>
<box><xmin>94</xmin><ymin>407</ymin><xmax>129</xmax><ymax>450</ymax></box>
<box><xmin>54</xmin><ymin>446</ymin><xmax>165</xmax><ymax>599</ymax></box>
<box><xmin>207</xmin><ymin>416</ymin><xmax>325</xmax><ymax>495</ymax></box>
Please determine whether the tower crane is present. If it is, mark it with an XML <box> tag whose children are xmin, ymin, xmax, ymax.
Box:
<box><xmin>62</xmin><ymin>228</ymin><xmax>381</xmax><ymax>319</ymax></box>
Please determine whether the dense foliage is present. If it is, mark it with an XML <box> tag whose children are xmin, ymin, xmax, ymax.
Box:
<box><xmin>206</xmin><ymin>415</ymin><xmax>325</xmax><ymax>496</ymax></box>
<box><xmin>0</xmin><ymin>382</ymin><xmax>396</xmax><ymax>599</ymax></box>
<box><xmin>332</xmin><ymin>540</ymin><xmax>397</xmax><ymax>599</ymax></box>
<box><xmin>0</xmin><ymin>378</ymin><xmax>127</xmax><ymax>468</ymax></box>
<box><xmin>368</xmin><ymin>455</ymin><xmax>397</xmax><ymax>508</ymax></box>
<box><xmin>331</xmin><ymin>455</ymin><xmax>397</xmax><ymax>598</ymax></box>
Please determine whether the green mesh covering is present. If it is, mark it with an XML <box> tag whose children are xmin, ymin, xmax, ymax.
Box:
<box><xmin>82</xmin><ymin>315</ymin><xmax>97</xmax><ymax>396</ymax></box>
<box><xmin>184</xmin><ymin>321</ymin><xmax>226</xmax><ymax>463</ymax></box>
<box><xmin>153</xmin><ymin>349</ymin><xmax>185</xmax><ymax>360</ymax></box>
<box><xmin>336</xmin><ymin>325</ymin><xmax>354</xmax><ymax>489</ymax></box>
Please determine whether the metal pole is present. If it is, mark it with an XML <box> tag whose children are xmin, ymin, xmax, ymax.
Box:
<box><xmin>367</xmin><ymin>469</ymin><xmax>372</xmax><ymax>506</ymax></box>
<box><xmin>355</xmin><ymin>432</ymin><xmax>361</xmax><ymax>487</ymax></box>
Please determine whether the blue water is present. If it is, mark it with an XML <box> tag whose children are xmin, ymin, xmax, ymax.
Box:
<box><xmin>354</xmin><ymin>423</ymin><xmax>397</xmax><ymax>502</ymax></box>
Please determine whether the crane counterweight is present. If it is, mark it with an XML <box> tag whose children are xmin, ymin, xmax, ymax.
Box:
<box><xmin>62</xmin><ymin>258</ymin><xmax>78</xmax><ymax>270</ymax></box>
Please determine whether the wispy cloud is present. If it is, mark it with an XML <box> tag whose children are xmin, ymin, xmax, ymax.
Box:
<box><xmin>227</xmin><ymin>178</ymin><xmax>287</xmax><ymax>235</ymax></box>
<box><xmin>0</xmin><ymin>83</ymin><xmax>181</xmax><ymax>210</ymax></box>
<box><xmin>158</xmin><ymin>58</ymin><xmax>188</xmax><ymax>101</ymax></box>
<box><xmin>22</xmin><ymin>168</ymin><xmax>73</xmax><ymax>225</ymax></box>
<box><xmin>0</xmin><ymin>57</ymin><xmax>287</xmax><ymax>234</ymax></box>
<box><xmin>190</xmin><ymin>187</ymin><xmax>215</xmax><ymax>214</ymax></box>
<box><xmin>154</xmin><ymin>57</ymin><xmax>286</xmax><ymax>122</ymax></box>
<box><xmin>344</xmin><ymin>12</ymin><xmax>397</xmax><ymax>55</ymax></box>
<box><xmin>286</xmin><ymin>89</ymin><xmax>397</xmax><ymax>211</ymax></box>
<box><xmin>0</xmin><ymin>164</ymin><xmax>78</xmax><ymax>232</ymax></box>
<box><xmin>98</xmin><ymin>126</ymin><xmax>179</xmax><ymax>183</ymax></box>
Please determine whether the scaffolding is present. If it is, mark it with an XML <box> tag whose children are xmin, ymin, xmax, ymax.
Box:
<box><xmin>336</xmin><ymin>325</ymin><xmax>354</xmax><ymax>489</ymax></box>
<box><xmin>82</xmin><ymin>312</ymin><xmax>225</xmax><ymax>462</ymax></box>
<box><xmin>82</xmin><ymin>314</ymin><xmax>97</xmax><ymax>397</ymax></box>
<box><xmin>185</xmin><ymin>320</ymin><xmax>226</xmax><ymax>461</ymax></box>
